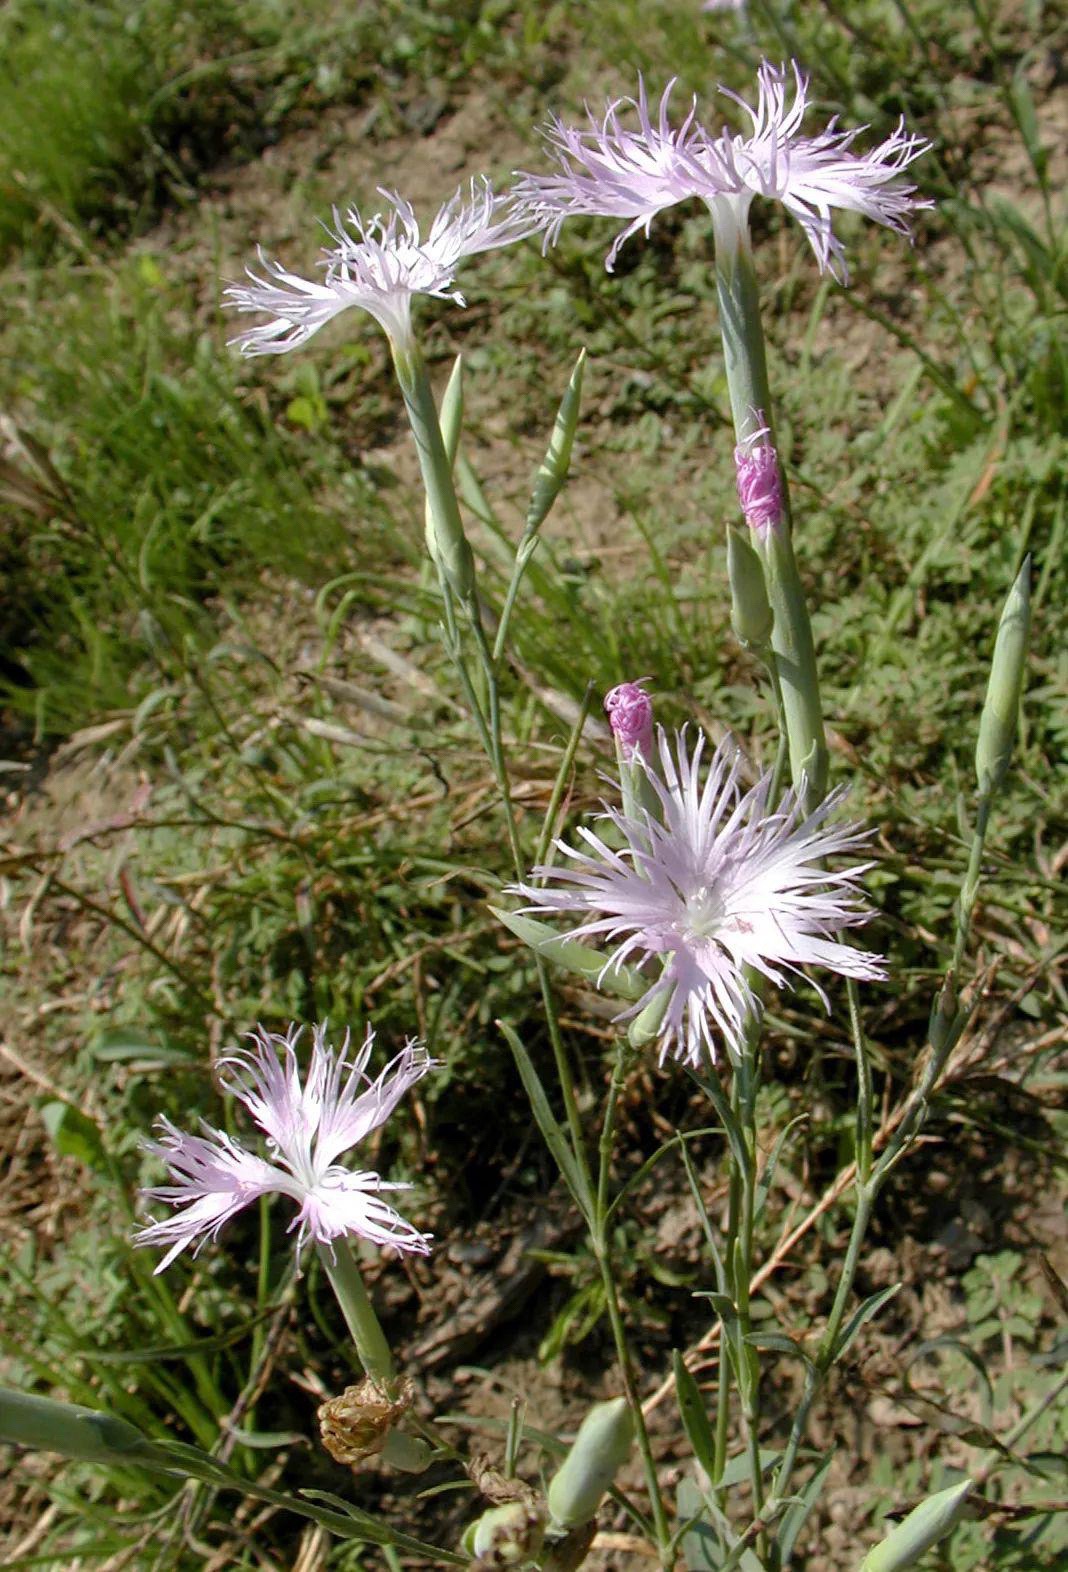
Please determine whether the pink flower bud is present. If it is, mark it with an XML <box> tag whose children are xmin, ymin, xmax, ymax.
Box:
<box><xmin>604</xmin><ymin>682</ymin><xmax>654</xmax><ymax>761</ymax></box>
<box><xmin>735</xmin><ymin>421</ymin><xmax>783</xmax><ymax>534</ymax></box>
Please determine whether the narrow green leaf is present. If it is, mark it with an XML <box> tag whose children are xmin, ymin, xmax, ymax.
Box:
<box><xmin>497</xmin><ymin>1019</ymin><xmax>592</xmax><ymax>1221</ymax></box>
<box><xmin>526</xmin><ymin>349</ymin><xmax>585</xmax><ymax>535</ymax></box>
<box><xmin>778</xmin><ymin>1448</ymin><xmax>833</xmax><ymax>1565</ymax></box>
<box><xmin>674</xmin><ymin>1353</ymin><xmax>717</xmax><ymax>1482</ymax></box>
<box><xmin>490</xmin><ymin>907</ymin><xmax>647</xmax><ymax>1001</ymax></box>
<box><xmin>833</xmin><ymin>1284</ymin><xmax>902</xmax><ymax>1363</ymax></box>
<box><xmin>754</xmin><ymin>1115</ymin><xmax>807</xmax><ymax>1221</ymax></box>
<box><xmin>744</xmin><ymin>1330</ymin><xmax>814</xmax><ymax>1367</ymax></box>
<box><xmin>677</xmin><ymin>1133</ymin><xmax>727</xmax><ymax>1291</ymax></box>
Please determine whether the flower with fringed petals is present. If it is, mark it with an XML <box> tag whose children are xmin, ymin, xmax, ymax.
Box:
<box><xmin>225</xmin><ymin>178</ymin><xmax>534</xmax><ymax>356</ymax></box>
<box><xmin>514</xmin><ymin>78</ymin><xmax>713</xmax><ymax>269</ymax></box>
<box><xmin>515</xmin><ymin>60</ymin><xmax>931</xmax><ymax>281</ymax></box>
<box><xmin>134</xmin><ymin>1023</ymin><xmax>435</xmax><ymax>1271</ymax></box>
<box><xmin>509</xmin><ymin>728</ymin><xmax>886</xmax><ymax>1069</ymax></box>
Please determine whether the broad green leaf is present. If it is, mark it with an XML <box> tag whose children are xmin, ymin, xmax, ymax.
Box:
<box><xmin>39</xmin><ymin>1100</ymin><xmax>108</xmax><ymax>1173</ymax></box>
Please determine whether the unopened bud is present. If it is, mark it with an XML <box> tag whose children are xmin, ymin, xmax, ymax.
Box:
<box><xmin>727</xmin><ymin>525</ymin><xmax>773</xmax><ymax>648</ymax></box>
<box><xmin>860</xmin><ymin>1478</ymin><xmax>973</xmax><ymax>1571</ymax></box>
<box><xmin>604</xmin><ymin>682</ymin><xmax>653</xmax><ymax>762</ymax></box>
<box><xmin>975</xmin><ymin>558</ymin><xmax>1030</xmax><ymax>795</ymax></box>
<box><xmin>547</xmin><ymin>1397</ymin><xmax>635</xmax><ymax>1530</ymax></box>
<box><xmin>928</xmin><ymin>972</ymin><xmax>958</xmax><ymax>1054</ymax></box>
<box><xmin>462</xmin><ymin>1501</ymin><xmax>546</xmax><ymax>1566</ymax></box>
<box><xmin>734</xmin><ymin>418</ymin><xmax>783</xmax><ymax>535</ymax></box>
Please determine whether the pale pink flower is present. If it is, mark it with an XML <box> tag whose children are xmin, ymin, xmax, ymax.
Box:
<box><xmin>134</xmin><ymin>1024</ymin><xmax>435</xmax><ymax>1271</ymax></box>
<box><xmin>510</xmin><ymin>728</ymin><xmax>885</xmax><ymax>1068</ymax></box>
<box><xmin>514</xmin><ymin>79</ymin><xmax>712</xmax><ymax>269</ymax></box>
<box><xmin>705</xmin><ymin>61</ymin><xmax>932</xmax><ymax>279</ymax></box>
<box><xmin>735</xmin><ymin>413</ymin><xmax>783</xmax><ymax>533</ymax></box>
<box><xmin>516</xmin><ymin>61</ymin><xmax>930</xmax><ymax>281</ymax></box>
<box><xmin>226</xmin><ymin>179</ymin><xmax>533</xmax><ymax>355</ymax></box>
<box><xmin>605</xmin><ymin>680</ymin><xmax>654</xmax><ymax>760</ymax></box>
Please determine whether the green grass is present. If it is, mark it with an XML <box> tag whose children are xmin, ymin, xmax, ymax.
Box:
<box><xmin>1</xmin><ymin>0</ymin><xmax>1065</xmax><ymax>1566</ymax></box>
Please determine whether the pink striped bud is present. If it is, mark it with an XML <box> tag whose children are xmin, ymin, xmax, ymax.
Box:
<box><xmin>604</xmin><ymin>681</ymin><xmax>653</xmax><ymax>761</ymax></box>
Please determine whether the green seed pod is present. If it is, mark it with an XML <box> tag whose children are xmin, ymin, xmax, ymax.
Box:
<box><xmin>0</xmin><ymin>1387</ymin><xmax>147</xmax><ymax>1465</ymax></box>
<box><xmin>927</xmin><ymin>972</ymin><xmax>958</xmax><ymax>1055</ymax></box>
<box><xmin>547</xmin><ymin>1397</ymin><xmax>635</xmax><ymax>1530</ymax></box>
<box><xmin>527</xmin><ymin>349</ymin><xmax>586</xmax><ymax>536</ymax></box>
<box><xmin>859</xmin><ymin>1478</ymin><xmax>973</xmax><ymax>1572</ymax></box>
<box><xmin>464</xmin><ymin>1501</ymin><xmax>546</xmax><ymax>1564</ymax></box>
<box><xmin>727</xmin><ymin>525</ymin><xmax>773</xmax><ymax>649</ymax></box>
<box><xmin>975</xmin><ymin>558</ymin><xmax>1031</xmax><ymax>794</ymax></box>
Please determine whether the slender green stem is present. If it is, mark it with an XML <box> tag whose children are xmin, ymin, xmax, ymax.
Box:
<box><xmin>952</xmin><ymin>792</ymin><xmax>993</xmax><ymax>974</ymax></box>
<box><xmin>392</xmin><ymin>342</ymin><xmax>476</xmax><ymax>602</ymax></box>
<box><xmin>593</xmin><ymin>1234</ymin><xmax>673</xmax><ymax>1564</ymax></box>
<box><xmin>468</xmin><ymin>606</ymin><xmax>524</xmax><ymax>873</ymax></box>
<box><xmin>772</xmin><ymin>974</ymin><xmax>876</xmax><ymax>1523</ymax></box>
<box><xmin>710</xmin><ymin>209</ymin><xmax>828</xmax><ymax>808</ymax></box>
<box><xmin>317</xmin><ymin>1241</ymin><xmax>393</xmax><ymax>1383</ymax></box>
<box><xmin>597</xmin><ymin>1046</ymin><xmax>628</xmax><ymax>1222</ymax></box>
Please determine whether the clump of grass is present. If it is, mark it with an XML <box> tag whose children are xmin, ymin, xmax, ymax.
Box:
<box><xmin>0</xmin><ymin>255</ymin><xmax>408</xmax><ymax>736</ymax></box>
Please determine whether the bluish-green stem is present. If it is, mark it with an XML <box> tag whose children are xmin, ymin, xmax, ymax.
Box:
<box><xmin>596</xmin><ymin>1045</ymin><xmax>674</xmax><ymax>1564</ymax></box>
<box><xmin>317</xmin><ymin>1240</ymin><xmax>394</xmax><ymax>1382</ymax></box>
<box><xmin>710</xmin><ymin>207</ymin><xmax>828</xmax><ymax>809</ymax></box>
<box><xmin>694</xmin><ymin>1041</ymin><xmax>767</xmax><ymax>1556</ymax></box>
<box><xmin>317</xmin><ymin>1241</ymin><xmax>432</xmax><ymax>1473</ymax></box>
<box><xmin>392</xmin><ymin>341</ymin><xmax>476</xmax><ymax>605</ymax></box>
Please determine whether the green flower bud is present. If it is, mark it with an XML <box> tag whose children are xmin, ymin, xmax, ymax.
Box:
<box><xmin>527</xmin><ymin>349</ymin><xmax>586</xmax><ymax>536</ymax></box>
<box><xmin>627</xmin><ymin>984</ymin><xmax>670</xmax><ymax>1049</ymax></box>
<box><xmin>975</xmin><ymin>558</ymin><xmax>1030</xmax><ymax>795</ymax></box>
<box><xmin>547</xmin><ymin>1397</ymin><xmax>635</xmax><ymax>1530</ymax></box>
<box><xmin>727</xmin><ymin>525</ymin><xmax>773</xmax><ymax>649</ymax></box>
<box><xmin>464</xmin><ymin>1501</ymin><xmax>546</xmax><ymax>1564</ymax></box>
<box><xmin>859</xmin><ymin>1478</ymin><xmax>973</xmax><ymax>1572</ymax></box>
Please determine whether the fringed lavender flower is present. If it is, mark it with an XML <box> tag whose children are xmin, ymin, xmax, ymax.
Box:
<box><xmin>226</xmin><ymin>178</ymin><xmax>534</xmax><ymax>355</ymax></box>
<box><xmin>515</xmin><ymin>78</ymin><xmax>712</xmax><ymax>269</ymax></box>
<box><xmin>135</xmin><ymin>1024</ymin><xmax>435</xmax><ymax>1271</ymax></box>
<box><xmin>517</xmin><ymin>60</ymin><xmax>931</xmax><ymax>281</ymax></box>
<box><xmin>510</xmin><ymin>728</ymin><xmax>886</xmax><ymax>1068</ymax></box>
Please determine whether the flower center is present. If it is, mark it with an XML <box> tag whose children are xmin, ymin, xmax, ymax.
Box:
<box><xmin>682</xmin><ymin>883</ymin><xmax>724</xmax><ymax>940</ymax></box>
